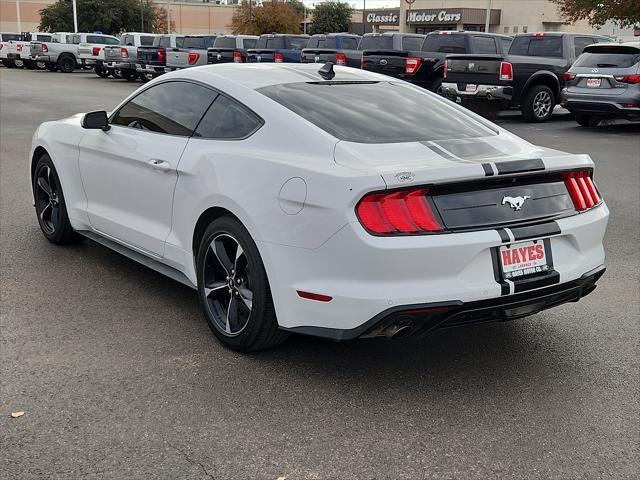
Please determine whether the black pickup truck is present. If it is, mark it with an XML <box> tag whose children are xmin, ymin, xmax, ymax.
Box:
<box><xmin>337</xmin><ymin>33</ymin><xmax>425</xmax><ymax>73</ymax></box>
<box><xmin>300</xmin><ymin>33</ymin><xmax>360</xmax><ymax>64</ymax></box>
<box><xmin>441</xmin><ymin>32</ymin><xmax>610</xmax><ymax>122</ymax></box>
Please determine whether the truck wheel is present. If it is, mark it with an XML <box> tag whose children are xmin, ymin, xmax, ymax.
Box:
<box><xmin>94</xmin><ymin>65</ymin><xmax>110</xmax><ymax>78</ymax></box>
<box><xmin>46</xmin><ymin>62</ymin><xmax>58</xmax><ymax>72</ymax></box>
<box><xmin>57</xmin><ymin>55</ymin><xmax>76</xmax><ymax>73</ymax></box>
<box><xmin>575</xmin><ymin>114</ymin><xmax>602</xmax><ymax>127</ymax></box>
<box><xmin>35</xmin><ymin>61</ymin><xmax>47</xmax><ymax>70</ymax></box>
<box><xmin>111</xmin><ymin>68</ymin><xmax>124</xmax><ymax>79</ymax></box>
<box><xmin>2</xmin><ymin>59</ymin><xmax>15</xmax><ymax>68</ymax></box>
<box><xmin>139</xmin><ymin>72</ymin><xmax>154</xmax><ymax>82</ymax></box>
<box><xmin>522</xmin><ymin>84</ymin><xmax>555</xmax><ymax>122</ymax></box>
<box><xmin>14</xmin><ymin>59</ymin><xmax>24</xmax><ymax>68</ymax></box>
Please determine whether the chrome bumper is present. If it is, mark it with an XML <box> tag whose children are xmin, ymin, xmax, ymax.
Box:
<box><xmin>442</xmin><ymin>82</ymin><xmax>513</xmax><ymax>101</ymax></box>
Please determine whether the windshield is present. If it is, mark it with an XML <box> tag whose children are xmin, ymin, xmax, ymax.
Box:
<box><xmin>359</xmin><ymin>36</ymin><xmax>393</xmax><ymax>50</ymax></box>
<box><xmin>258</xmin><ymin>81</ymin><xmax>496</xmax><ymax>144</ymax></box>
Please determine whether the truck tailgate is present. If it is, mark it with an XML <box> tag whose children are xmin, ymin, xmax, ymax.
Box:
<box><xmin>445</xmin><ymin>54</ymin><xmax>505</xmax><ymax>85</ymax></box>
<box><xmin>362</xmin><ymin>50</ymin><xmax>407</xmax><ymax>75</ymax></box>
<box><xmin>247</xmin><ymin>49</ymin><xmax>275</xmax><ymax>63</ymax></box>
<box><xmin>208</xmin><ymin>47</ymin><xmax>235</xmax><ymax>64</ymax></box>
<box><xmin>104</xmin><ymin>46</ymin><xmax>125</xmax><ymax>63</ymax></box>
<box><xmin>301</xmin><ymin>48</ymin><xmax>337</xmax><ymax>63</ymax></box>
<box><xmin>166</xmin><ymin>50</ymin><xmax>189</xmax><ymax>68</ymax></box>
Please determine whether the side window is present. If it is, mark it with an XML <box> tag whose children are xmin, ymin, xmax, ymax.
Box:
<box><xmin>112</xmin><ymin>82</ymin><xmax>218</xmax><ymax>136</ymax></box>
<box><xmin>194</xmin><ymin>95</ymin><xmax>263</xmax><ymax>140</ymax></box>
<box><xmin>574</xmin><ymin>36</ymin><xmax>595</xmax><ymax>57</ymax></box>
<box><xmin>37</xmin><ymin>35</ymin><xmax>52</xmax><ymax>42</ymax></box>
<box><xmin>402</xmin><ymin>36</ymin><xmax>424</xmax><ymax>51</ymax></box>
<box><xmin>341</xmin><ymin>37</ymin><xmax>358</xmax><ymax>50</ymax></box>
<box><xmin>473</xmin><ymin>36</ymin><xmax>497</xmax><ymax>54</ymax></box>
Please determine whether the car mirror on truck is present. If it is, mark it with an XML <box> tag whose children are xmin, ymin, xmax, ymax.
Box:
<box><xmin>81</xmin><ymin>111</ymin><xmax>110</xmax><ymax>131</ymax></box>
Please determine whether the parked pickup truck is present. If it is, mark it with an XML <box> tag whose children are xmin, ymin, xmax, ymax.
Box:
<box><xmin>136</xmin><ymin>34</ymin><xmax>184</xmax><ymax>80</ymax></box>
<box><xmin>247</xmin><ymin>34</ymin><xmax>309</xmax><ymax>63</ymax></box>
<box><xmin>337</xmin><ymin>33</ymin><xmax>425</xmax><ymax>73</ymax></box>
<box><xmin>1</xmin><ymin>32</ymin><xmax>24</xmax><ymax>67</ymax></box>
<box><xmin>375</xmin><ymin>31</ymin><xmax>513</xmax><ymax>93</ymax></box>
<box><xmin>30</xmin><ymin>32</ymin><xmax>106</xmax><ymax>73</ymax></box>
<box><xmin>166</xmin><ymin>35</ymin><xmax>217</xmax><ymax>71</ymax></box>
<box><xmin>5</xmin><ymin>32</ymin><xmax>54</xmax><ymax>69</ymax></box>
<box><xmin>77</xmin><ymin>33</ymin><xmax>121</xmax><ymax>73</ymax></box>
<box><xmin>441</xmin><ymin>32</ymin><xmax>610</xmax><ymax>122</ymax></box>
<box><xmin>207</xmin><ymin>35</ymin><xmax>258</xmax><ymax>64</ymax></box>
<box><xmin>300</xmin><ymin>33</ymin><xmax>360</xmax><ymax>64</ymax></box>
<box><xmin>103</xmin><ymin>32</ymin><xmax>158</xmax><ymax>80</ymax></box>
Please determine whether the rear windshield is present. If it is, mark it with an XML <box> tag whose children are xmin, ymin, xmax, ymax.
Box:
<box><xmin>258</xmin><ymin>81</ymin><xmax>496</xmax><ymax>144</ymax></box>
<box><xmin>574</xmin><ymin>50</ymin><xmax>640</xmax><ymax>68</ymax></box>
<box><xmin>359</xmin><ymin>36</ymin><xmax>393</xmax><ymax>50</ymax></box>
<box><xmin>214</xmin><ymin>36</ymin><xmax>236</xmax><ymax>49</ymax></box>
<box><xmin>243</xmin><ymin>38</ymin><xmax>257</xmax><ymax>49</ymax></box>
<box><xmin>287</xmin><ymin>37</ymin><xmax>309</xmax><ymax>50</ymax></box>
<box><xmin>308</xmin><ymin>37</ymin><xmax>337</xmax><ymax>49</ymax></box>
<box><xmin>141</xmin><ymin>36</ymin><xmax>155</xmax><ymax>46</ymax></box>
<box><xmin>258</xmin><ymin>37</ymin><xmax>284</xmax><ymax>49</ymax></box>
<box><xmin>421</xmin><ymin>34</ymin><xmax>466</xmax><ymax>53</ymax></box>
<box><xmin>509</xmin><ymin>36</ymin><xmax>563</xmax><ymax>57</ymax></box>
<box><xmin>1</xmin><ymin>33</ymin><xmax>22</xmax><ymax>41</ymax></box>
<box><xmin>87</xmin><ymin>35</ymin><xmax>119</xmax><ymax>45</ymax></box>
<box><xmin>183</xmin><ymin>37</ymin><xmax>208</xmax><ymax>49</ymax></box>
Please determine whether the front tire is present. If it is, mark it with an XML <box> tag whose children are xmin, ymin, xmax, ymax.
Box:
<box><xmin>575</xmin><ymin>114</ymin><xmax>602</xmax><ymax>127</ymax></box>
<box><xmin>33</xmin><ymin>154</ymin><xmax>83</xmax><ymax>245</ymax></box>
<box><xmin>196</xmin><ymin>217</ymin><xmax>288</xmax><ymax>351</ymax></box>
<box><xmin>521</xmin><ymin>84</ymin><xmax>555</xmax><ymax>122</ymax></box>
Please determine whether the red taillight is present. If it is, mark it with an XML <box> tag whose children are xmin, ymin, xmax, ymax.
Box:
<box><xmin>188</xmin><ymin>52</ymin><xmax>200</xmax><ymax>65</ymax></box>
<box><xmin>233</xmin><ymin>50</ymin><xmax>242</xmax><ymax>63</ymax></box>
<box><xmin>443</xmin><ymin>59</ymin><xmax>447</xmax><ymax>78</ymax></box>
<box><xmin>405</xmin><ymin>57</ymin><xmax>421</xmax><ymax>75</ymax></box>
<box><xmin>297</xmin><ymin>291</ymin><xmax>333</xmax><ymax>302</ymax></box>
<box><xmin>42</xmin><ymin>44</ymin><xmax>48</xmax><ymax>52</ymax></box>
<box><xmin>336</xmin><ymin>52</ymin><xmax>346</xmax><ymax>65</ymax></box>
<box><xmin>17</xmin><ymin>44</ymin><xmax>22</xmax><ymax>52</ymax></box>
<box><xmin>120</xmin><ymin>47</ymin><xmax>129</xmax><ymax>58</ymax></box>
<box><xmin>274</xmin><ymin>52</ymin><xmax>283</xmax><ymax>63</ymax></box>
<box><xmin>356</xmin><ymin>189</ymin><xmax>443</xmax><ymax>235</ymax></box>
<box><xmin>157</xmin><ymin>48</ymin><xmax>165</xmax><ymax>62</ymax></box>
<box><xmin>499</xmin><ymin>61</ymin><xmax>513</xmax><ymax>81</ymax></box>
<box><xmin>564</xmin><ymin>171</ymin><xmax>600</xmax><ymax>212</ymax></box>
<box><xmin>92</xmin><ymin>47</ymin><xmax>101</xmax><ymax>56</ymax></box>
<box><xmin>614</xmin><ymin>74</ymin><xmax>640</xmax><ymax>84</ymax></box>
<box><xmin>563</xmin><ymin>71</ymin><xmax>576</xmax><ymax>81</ymax></box>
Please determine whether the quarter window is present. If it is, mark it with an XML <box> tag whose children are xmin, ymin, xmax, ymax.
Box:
<box><xmin>194</xmin><ymin>96</ymin><xmax>263</xmax><ymax>140</ymax></box>
<box><xmin>111</xmin><ymin>82</ymin><xmax>218</xmax><ymax>136</ymax></box>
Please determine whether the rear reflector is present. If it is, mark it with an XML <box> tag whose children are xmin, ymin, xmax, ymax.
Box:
<box><xmin>42</xmin><ymin>44</ymin><xmax>48</xmax><ymax>52</ymax></box>
<box><xmin>500</xmin><ymin>61</ymin><xmax>513</xmax><ymax>81</ymax></box>
<box><xmin>274</xmin><ymin>52</ymin><xmax>284</xmax><ymax>63</ymax></box>
<box><xmin>233</xmin><ymin>50</ymin><xmax>242</xmax><ymax>63</ymax></box>
<box><xmin>564</xmin><ymin>171</ymin><xmax>600</xmax><ymax>212</ymax></box>
<box><xmin>297</xmin><ymin>291</ymin><xmax>333</xmax><ymax>302</ymax></box>
<box><xmin>92</xmin><ymin>47</ymin><xmax>101</xmax><ymax>56</ymax></box>
<box><xmin>405</xmin><ymin>57</ymin><xmax>421</xmax><ymax>75</ymax></box>
<box><xmin>188</xmin><ymin>52</ymin><xmax>200</xmax><ymax>65</ymax></box>
<box><xmin>121</xmin><ymin>47</ymin><xmax>129</xmax><ymax>58</ymax></box>
<box><xmin>356</xmin><ymin>189</ymin><xmax>443</xmax><ymax>235</ymax></box>
<box><xmin>336</xmin><ymin>52</ymin><xmax>346</xmax><ymax>65</ymax></box>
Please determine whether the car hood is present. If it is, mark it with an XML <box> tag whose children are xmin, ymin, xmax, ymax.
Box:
<box><xmin>334</xmin><ymin>132</ymin><xmax>592</xmax><ymax>188</ymax></box>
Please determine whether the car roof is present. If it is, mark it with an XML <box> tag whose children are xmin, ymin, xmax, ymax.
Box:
<box><xmin>173</xmin><ymin>63</ymin><xmax>388</xmax><ymax>90</ymax></box>
<box><xmin>583</xmin><ymin>42</ymin><xmax>640</xmax><ymax>52</ymax></box>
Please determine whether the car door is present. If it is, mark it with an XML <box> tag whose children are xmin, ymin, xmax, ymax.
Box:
<box><xmin>78</xmin><ymin>80</ymin><xmax>218</xmax><ymax>256</ymax></box>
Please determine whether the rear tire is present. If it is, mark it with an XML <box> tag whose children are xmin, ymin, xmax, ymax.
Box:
<box><xmin>196</xmin><ymin>217</ymin><xmax>288</xmax><ymax>351</ymax></box>
<box><xmin>14</xmin><ymin>58</ymin><xmax>24</xmax><ymax>68</ymax></box>
<box><xmin>575</xmin><ymin>114</ymin><xmax>602</xmax><ymax>127</ymax></box>
<box><xmin>94</xmin><ymin>65</ymin><xmax>110</xmax><ymax>78</ymax></box>
<box><xmin>35</xmin><ymin>61</ymin><xmax>47</xmax><ymax>70</ymax></box>
<box><xmin>521</xmin><ymin>84</ymin><xmax>555</xmax><ymax>122</ymax></box>
<box><xmin>32</xmin><ymin>153</ymin><xmax>83</xmax><ymax>245</ymax></box>
<box><xmin>57</xmin><ymin>55</ymin><xmax>76</xmax><ymax>73</ymax></box>
<box><xmin>110</xmin><ymin>68</ymin><xmax>124</xmax><ymax>79</ymax></box>
<box><xmin>139</xmin><ymin>72</ymin><xmax>154</xmax><ymax>82</ymax></box>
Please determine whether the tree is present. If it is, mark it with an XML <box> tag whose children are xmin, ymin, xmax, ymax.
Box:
<box><xmin>39</xmin><ymin>0</ymin><xmax>170</xmax><ymax>35</ymax></box>
<box><xmin>231</xmin><ymin>0</ymin><xmax>302</xmax><ymax>35</ymax></box>
<box><xmin>551</xmin><ymin>0</ymin><xmax>640</xmax><ymax>28</ymax></box>
<box><xmin>309</xmin><ymin>1</ymin><xmax>353</xmax><ymax>35</ymax></box>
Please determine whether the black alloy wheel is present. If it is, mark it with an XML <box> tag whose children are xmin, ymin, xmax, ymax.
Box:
<box><xmin>197</xmin><ymin>217</ymin><xmax>288</xmax><ymax>351</ymax></box>
<box><xmin>33</xmin><ymin>154</ymin><xmax>82</xmax><ymax>245</ymax></box>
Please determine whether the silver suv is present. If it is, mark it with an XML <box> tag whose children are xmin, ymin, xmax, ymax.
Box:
<box><xmin>561</xmin><ymin>42</ymin><xmax>640</xmax><ymax>127</ymax></box>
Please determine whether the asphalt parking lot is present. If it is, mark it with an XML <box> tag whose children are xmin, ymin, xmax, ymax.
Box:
<box><xmin>1</xmin><ymin>68</ymin><xmax>639</xmax><ymax>479</ymax></box>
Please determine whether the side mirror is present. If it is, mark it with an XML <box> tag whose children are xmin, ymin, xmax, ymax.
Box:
<box><xmin>81</xmin><ymin>110</ymin><xmax>110</xmax><ymax>131</ymax></box>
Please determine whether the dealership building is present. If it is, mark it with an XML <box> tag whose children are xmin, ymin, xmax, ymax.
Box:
<box><xmin>357</xmin><ymin>0</ymin><xmax>638</xmax><ymax>40</ymax></box>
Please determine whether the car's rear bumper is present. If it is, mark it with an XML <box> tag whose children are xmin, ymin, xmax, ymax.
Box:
<box><xmin>105</xmin><ymin>61</ymin><xmax>135</xmax><ymax>70</ymax></box>
<box><xmin>442</xmin><ymin>82</ymin><xmax>513</xmax><ymax>101</ymax></box>
<box><xmin>31</xmin><ymin>55</ymin><xmax>50</xmax><ymax>62</ymax></box>
<box><xmin>136</xmin><ymin>63</ymin><xmax>166</xmax><ymax>74</ymax></box>
<box><xmin>561</xmin><ymin>93</ymin><xmax>640</xmax><ymax>118</ymax></box>
<box><xmin>261</xmin><ymin>204</ymin><xmax>609</xmax><ymax>337</ymax></box>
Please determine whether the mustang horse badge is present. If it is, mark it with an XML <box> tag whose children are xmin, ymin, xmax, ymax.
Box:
<box><xmin>502</xmin><ymin>195</ymin><xmax>530</xmax><ymax>211</ymax></box>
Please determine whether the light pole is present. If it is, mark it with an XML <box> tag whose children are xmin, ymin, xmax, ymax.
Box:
<box><xmin>15</xmin><ymin>0</ymin><xmax>22</xmax><ymax>33</ymax></box>
<box><xmin>72</xmin><ymin>0</ymin><xmax>78</xmax><ymax>33</ymax></box>
<box><xmin>166</xmin><ymin>0</ymin><xmax>171</xmax><ymax>34</ymax></box>
<box><xmin>484</xmin><ymin>0</ymin><xmax>492</xmax><ymax>33</ymax></box>
<box><xmin>141</xmin><ymin>0</ymin><xmax>144</xmax><ymax>32</ymax></box>
<box><xmin>249</xmin><ymin>0</ymin><xmax>253</xmax><ymax>35</ymax></box>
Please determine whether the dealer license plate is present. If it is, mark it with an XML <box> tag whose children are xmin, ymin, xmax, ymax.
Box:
<box><xmin>499</xmin><ymin>240</ymin><xmax>550</xmax><ymax>279</ymax></box>
<box><xmin>586</xmin><ymin>78</ymin><xmax>601</xmax><ymax>88</ymax></box>
<box><xmin>466</xmin><ymin>84</ymin><xmax>477</xmax><ymax>92</ymax></box>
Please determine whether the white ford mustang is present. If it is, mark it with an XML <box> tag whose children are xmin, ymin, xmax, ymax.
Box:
<box><xmin>30</xmin><ymin>63</ymin><xmax>609</xmax><ymax>351</ymax></box>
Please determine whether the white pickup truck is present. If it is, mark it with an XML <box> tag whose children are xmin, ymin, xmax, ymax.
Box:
<box><xmin>77</xmin><ymin>33</ymin><xmax>122</xmax><ymax>75</ymax></box>
<box><xmin>1</xmin><ymin>32</ymin><xmax>23</xmax><ymax>67</ymax></box>
<box><xmin>102</xmin><ymin>32</ymin><xmax>158</xmax><ymax>80</ymax></box>
<box><xmin>5</xmin><ymin>32</ymin><xmax>54</xmax><ymax>69</ymax></box>
<box><xmin>30</xmin><ymin>32</ymin><xmax>118</xmax><ymax>73</ymax></box>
